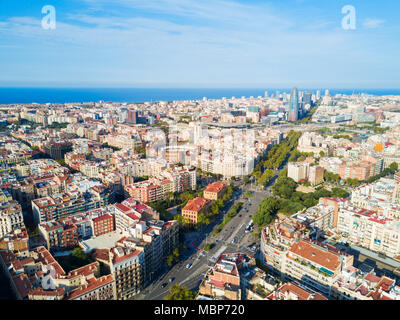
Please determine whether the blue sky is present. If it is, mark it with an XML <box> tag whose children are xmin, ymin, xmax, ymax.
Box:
<box><xmin>0</xmin><ymin>0</ymin><xmax>399</xmax><ymax>88</ymax></box>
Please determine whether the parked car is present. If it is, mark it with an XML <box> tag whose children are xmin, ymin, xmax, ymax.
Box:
<box><xmin>162</xmin><ymin>283</ymin><xmax>168</xmax><ymax>288</ymax></box>
<box><xmin>186</xmin><ymin>263</ymin><xmax>192</xmax><ymax>269</ymax></box>
<box><xmin>169</xmin><ymin>277</ymin><xmax>175</xmax><ymax>283</ymax></box>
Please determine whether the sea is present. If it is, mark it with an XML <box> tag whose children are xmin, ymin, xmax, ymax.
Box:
<box><xmin>0</xmin><ymin>88</ymin><xmax>399</xmax><ymax>105</ymax></box>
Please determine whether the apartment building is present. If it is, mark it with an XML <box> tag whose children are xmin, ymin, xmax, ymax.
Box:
<box><xmin>124</xmin><ymin>179</ymin><xmax>168</xmax><ymax>203</ymax></box>
<box><xmin>160</xmin><ymin>165</ymin><xmax>197</xmax><ymax>192</ymax></box>
<box><xmin>261</xmin><ymin>217</ymin><xmax>309</xmax><ymax>277</ymax></box>
<box><xmin>182</xmin><ymin>197</ymin><xmax>211</xmax><ymax>225</ymax></box>
<box><xmin>67</xmin><ymin>274</ymin><xmax>114</xmax><ymax>300</ymax></box>
<box><xmin>319</xmin><ymin>197</ymin><xmax>350</xmax><ymax>228</ymax></box>
<box><xmin>44</xmin><ymin>142</ymin><xmax>73</xmax><ymax>160</ymax></box>
<box><xmin>116</xmin><ymin>218</ymin><xmax>179</xmax><ymax>285</ymax></box>
<box><xmin>92</xmin><ymin>214</ymin><xmax>114</xmax><ymax>237</ymax></box>
<box><xmin>39</xmin><ymin>219</ymin><xmax>79</xmax><ymax>251</ymax></box>
<box><xmin>123</xmin><ymin>166</ymin><xmax>197</xmax><ymax>203</ymax></box>
<box><xmin>287</xmin><ymin>162</ymin><xmax>309</xmax><ymax>183</ymax></box>
<box><xmin>284</xmin><ymin>239</ymin><xmax>354</xmax><ymax>297</ymax></box>
<box><xmin>0</xmin><ymin>200</ymin><xmax>24</xmax><ymax>238</ymax></box>
<box><xmin>337</xmin><ymin>205</ymin><xmax>400</xmax><ymax>258</ymax></box>
<box><xmin>0</xmin><ymin>246</ymin><xmax>115</xmax><ymax>300</ymax></box>
<box><xmin>113</xmin><ymin>203</ymin><xmax>142</xmax><ymax>232</ymax></box>
<box><xmin>109</xmin><ymin>246</ymin><xmax>145</xmax><ymax>300</ymax></box>
<box><xmin>331</xmin><ymin>265</ymin><xmax>400</xmax><ymax>300</ymax></box>
<box><xmin>32</xmin><ymin>185</ymin><xmax>112</xmax><ymax>224</ymax></box>
<box><xmin>199</xmin><ymin>253</ymin><xmax>256</xmax><ymax>300</ymax></box>
<box><xmin>293</xmin><ymin>203</ymin><xmax>336</xmax><ymax>238</ymax></box>
<box><xmin>0</xmin><ymin>227</ymin><xmax>29</xmax><ymax>252</ymax></box>
<box><xmin>338</xmin><ymin>161</ymin><xmax>376</xmax><ymax>181</ymax></box>
<box><xmin>351</xmin><ymin>178</ymin><xmax>400</xmax><ymax>220</ymax></box>
<box><xmin>267</xmin><ymin>282</ymin><xmax>328</xmax><ymax>300</ymax></box>
<box><xmin>203</xmin><ymin>182</ymin><xmax>227</xmax><ymax>201</ymax></box>
<box><xmin>309</xmin><ymin>166</ymin><xmax>325</xmax><ymax>185</ymax></box>
<box><xmin>297</xmin><ymin>132</ymin><xmax>330</xmax><ymax>156</ymax></box>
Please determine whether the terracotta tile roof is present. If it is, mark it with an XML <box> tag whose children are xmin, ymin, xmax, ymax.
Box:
<box><xmin>210</xmin><ymin>278</ymin><xmax>226</xmax><ymax>290</ymax></box>
<box><xmin>278</xmin><ymin>283</ymin><xmax>312</xmax><ymax>300</ymax></box>
<box><xmin>92</xmin><ymin>214</ymin><xmax>113</xmax><ymax>223</ymax></box>
<box><xmin>205</xmin><ymin>182</ymin><xmax>226</xmax><ymax>194</ymax></box>
<box><xmin>115</xmin><ymin>203</ymin><xmax>132</xmax><ymax>213</ymax></box>
<box><xmin>112</xmin><ymin>248</ymin><xmax>142</xmax><ymax>264</ymax></box>
<box><xmin>277</xmin><ymin>283</ymin><xmax>328</xmax><ymax>300</ymax></box>
<box><xmin>377</xmin><ymin>276</ymin><xmax>395</xmax><ymax>292</ymax></box>
<box><xmin>127</xmin><ymin>213</ymin><xmax>140</xmax><ymax>220</ymax></box>
<box><xmin>29</xmin><ymin>287</ymin><xmax>65</xmax><ymax>297</ymax></box>
<box><xmin>357</xmin><ymin>285</ymin><xmax>369</xmax><ymax>296</ymax></box>
<box><xmin>68</xmin><ymin>275</ymin><xmax>114</xmax><ymax>300</ymax></box>
<box><xmin>289</xmin><ymin>240</ymin><xmax>340</xmax><ymax>271</ymax></box>
<box><xmin>183</xmin><ymin>197</ymin><xmax>209</xmax><ymax>213</ymax></box>
<box><xmin>13</xmin><ymin>273</ymin><xmax>32</xmax><ymax>299</ymax></box>
<box><xmin>365</xmin><ymin>273</ymin><xmax>380</xmax><ymax>284</ymax></box>
<box><xmin>92</xmin><ymin>249</ymin><xmax>110</xmax><ymax>262</ymax></box>
<box><xmin>67</xmin><ymin>262</ymin><xmax>99</xmax><ymax>278</ymax></box>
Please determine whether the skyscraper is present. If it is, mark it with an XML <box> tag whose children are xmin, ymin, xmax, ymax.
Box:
<box><xmin>303</xmin><ymin>92</ymin><xmax>312</xmax><ymax>106</ymax></box>
<box><xmin>288</xmin><ymin>87</ymin><xmax>299</xmax><ymax>122</ymax></box>
<box><xmin>127</xmin><ymin>110</ymin><xmax>138</xmax><ymax>124</ymax></box>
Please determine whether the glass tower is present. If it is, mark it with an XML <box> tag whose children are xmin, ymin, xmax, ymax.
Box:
<box><xmin>288</xmin><ymin>87</ymin><xmax>299</xmax><ymax>122</ymax></box>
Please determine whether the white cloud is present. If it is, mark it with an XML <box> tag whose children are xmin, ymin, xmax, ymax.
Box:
<box><xmin>362</xmin><ymin>18</ymin><xmax>385</xmax><ymax>29</ymax></box>
<box><xmin>0</xmin><ymin>0</ymin><xmax>397</xmax><ymax>87</ymax></box>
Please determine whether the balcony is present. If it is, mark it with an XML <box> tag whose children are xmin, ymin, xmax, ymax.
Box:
<box><xmin>294</xmin><ymin>258</ymin><xmax>333</xmax><ymax>278</ymax></box>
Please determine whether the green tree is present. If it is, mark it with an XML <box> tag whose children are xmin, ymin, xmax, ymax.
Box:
<box><xmin>253</xmin><ymin>197</ymin><xmax>279</xmax><ymax>226</ymax></box>
<box><xmin>390</xmin><ymin>162</ymin><xmax>399</xmax><ymax>173</ymax></box>
<box><xmin>331</xmin><ymin>187</ymin><xmax>350</xmax><ymax>198</ymax></box>
<box><xmin>272</xmin><ymin>177</ymin><xmax>297</xmax><ymax>199</ymax></box>
<box><xmin>204</xmin><ymin>243</ymin><xmax>215</xmax><ymax>252</ymax></box>
<box><xmin>164</xmin><ymin>284</ymin><xmax>197</xmax><ymax>300</ymax></box>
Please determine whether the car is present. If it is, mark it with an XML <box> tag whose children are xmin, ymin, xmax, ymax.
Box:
<box><xmin>169</xmin><ymin>277</ymin><xmax>174</xmax><ymax>283</ymax></box>
<box><xmin>186</xmin><ymin>263</ymin><xmax>192</xmax><ymax>269</ymax></box>
<box><xmin>239</xmin><ymin>214</ymin><xmax>242</xmax><ymax>217</ymax></box>
<box><xmin>161</xmin><ymin>283</ymin><xmax>168</xmax><ymax>288</ymax></box>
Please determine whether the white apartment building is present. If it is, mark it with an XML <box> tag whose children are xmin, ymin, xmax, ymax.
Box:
<box><xmin>337</xmin><ymin>206</ymin><xmax>400</xmax><ymax>258</ymax></box>
<box><xmin>351</xmin><ymin>178</ymin><xmax>400</xmax><ymax>220</ymax></box>
<box><xmin>0</xmin><ymin>201</ymin><xmax>24</xmax><ymax>238</ymax></box>
<box><xmin>284</xmin><ymin>240</ymin><xmax>354</xmax><ymax>298</ymax></box>
<box><xmin>288</xmin><ymin>162</ymin><xmax>310</xmax><ymax>182</ymax></box>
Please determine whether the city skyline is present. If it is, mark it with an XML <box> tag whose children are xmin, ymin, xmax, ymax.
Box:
<box><xmin>1</xmin><ymin>0</ymin><xmax>400</xmax><ymax>305</ymax></box>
